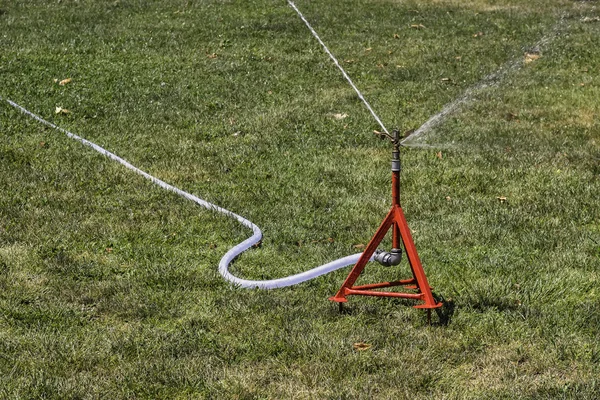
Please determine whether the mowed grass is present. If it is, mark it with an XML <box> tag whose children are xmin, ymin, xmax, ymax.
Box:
<box><xmin>1</xmin><ymin>0</ymin><xmax>599</xmax><ymax>398</ymax></box>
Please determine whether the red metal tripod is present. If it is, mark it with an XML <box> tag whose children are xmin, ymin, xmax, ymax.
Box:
<box><xmin>329</xmin><ymin>129</ymin><xmax>442</xmax><ymax>310</ymax></box>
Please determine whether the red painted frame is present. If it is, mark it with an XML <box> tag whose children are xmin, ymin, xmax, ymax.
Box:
<box><xmin>329</xmin><ymin>167</ymin><xmax>442</xmax><ymax>309</ymax></box>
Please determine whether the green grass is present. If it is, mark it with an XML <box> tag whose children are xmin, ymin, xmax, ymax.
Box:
<box><xmin>1</xmin><ymin>0</ymin><xmax>599</xmax><ymax>398</ymax></box>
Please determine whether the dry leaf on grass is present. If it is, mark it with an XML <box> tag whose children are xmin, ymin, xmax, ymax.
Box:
<box><xmin>411</xmin><ymin>24</ymin><xmax>425</xmax><ymax>29</ymax></box>
<box><xmin>59</xmin><ymin>78</ymin><xmax>72</xmax><ymax>85</ymax></box>
<box><xmin>353</xmin><ymin>342</ymin><xmax>372</xmax><ymax>351</ymax></box>
<box><xmin>207</xmin><ymin>53</ymin><xmax>218</xmax><ymax>59</ymax></box>
<box><xmin>55</xmin><ymin>106</ymin><xmax>70</xmax><ymax>115</ymax></box>
<box><xmin>497</xmin><ymin>196</ymin><xmax>507</xmax><ymax>203</ymax></box>
<box><xmin>332</xmin><ymin>113</ymin><xmax>348</xmax><ymax>120</ymax></box>
<box><xmin>525</xmin><ymin>53</ymin><xmax>541</xmax><ymax>64</ymax></box>
<box><xmin>436</xmin><ymin>151</ymin><xmax>443</xmax><ymax>159</ymax></box>
<box><xmin>353</xmin><ymin>243</ymin><xmax>365</xmax><ymax>250</ymax></box>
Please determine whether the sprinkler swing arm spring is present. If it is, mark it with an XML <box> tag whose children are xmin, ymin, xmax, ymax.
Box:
<box><xmin>329</xmin><ymin>129</ymin><xmax>443</xmax><ymax>311</ymax></box>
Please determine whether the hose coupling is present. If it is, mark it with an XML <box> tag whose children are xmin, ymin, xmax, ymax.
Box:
<box><xmin>374</xmin><ymin>248</ymin><xmax>402</xmax><ymax>267</ymax></box>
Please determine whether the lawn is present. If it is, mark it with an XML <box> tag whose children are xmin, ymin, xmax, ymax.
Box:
<box><xmin>1</xmin><ymin>0</ymin><xmax>599</xmax><ymax>398</ymax></box>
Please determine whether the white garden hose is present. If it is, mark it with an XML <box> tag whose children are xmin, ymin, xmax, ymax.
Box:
<box><xmin>3</xmin><ymin>97</ymin><xmax>373</xmax><ymax>289</ymax></box>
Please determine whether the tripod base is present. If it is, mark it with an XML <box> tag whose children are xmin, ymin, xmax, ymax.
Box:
<box><xmin>329</xmin><ymin>204</ymin><xmax>442</xmax><ymax>309</ymax></box>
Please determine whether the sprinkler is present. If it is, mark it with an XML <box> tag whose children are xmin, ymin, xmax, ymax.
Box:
<box><xmin>330</xmin><ymin>129</ymin><xmax>443</xmax><ymax>316</ymax></box>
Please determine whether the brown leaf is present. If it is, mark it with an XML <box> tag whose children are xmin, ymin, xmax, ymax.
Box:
<box><xmin>327</xmin><ymin>237</ymin><xmax>335</xmax><ymax>243</ymax></box>
<box><xmin>411</xmin><ymin>24</ymin><xmax>426</xmax><ymax>29</ymax></box>
<box><xmin>365</xmin><ymin>47</ymin><xmax>372</xmax><ymax>52</ymax></box>
<box><xmin>344</xmin><ymin>59</ymin><xmax>355</xmax><ymax>64</ymax></box>
<box><xmin>105</xmin><ymin>247</ymin><xmax>113</xmax><ymax>253</ymax></box>
<box><xmin>445</xmin><ymin>196</ymin><xmax>452</xmax><ymax>201</ymax></box>
<box><xmin>59</xmin><ymin>78</ymin><xmax>72</xmax><ymax>86</ymax></box>
<box><xmin>353</xmin><ymin>243</ymin><xmax>365</xmax><ymax>250</ymax></box>
<box><xmin>441</xmin><ymin>77</ymin><xmax>452</xmax><ymax>82</ymax></box>
<box><xmin>497</xmin><ymin>196</ymin><xmax>507</xmax><ymax>203</ymax></box>
<box><xmin>524</xmin><ymin>53</ymin><xmax>541</xmax><ymax>64</ymax></box>
<box><xmin>436</xmin><ymin>151</ymin><xmax>443</xmax><ymax>159</ymax></box>
<box><xmin>353</xmin><ymin>342</ymin><xmax>372</xmax><ymax>351</ymax></box>
<box><xmin>55</xmin><ymin>106</ymin><xmax>70</xmax><ymax>115</ymax></box>
<box><xmin>207</xmin><ymin>53</ymin><xmax>218</xmax><ymax>59</ymax></box>
<box><xmin>393</xmin><ymin>33</ymin><xmax>400</xmax><ymax>39</ymax></box>
<box><xmin>332</xmin><ymin>113</ymin><xmax>348</xmax><ymax>120</ymax></box>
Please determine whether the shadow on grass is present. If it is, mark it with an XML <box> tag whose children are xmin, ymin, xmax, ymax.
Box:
<box><xmin>333</xmin><ymin>294</ymin><xmax>456</xmax><ymax>326</ymax></box>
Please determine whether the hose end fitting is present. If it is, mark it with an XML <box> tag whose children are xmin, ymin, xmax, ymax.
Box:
<box><xmin>374</xmin><ymin>248</ymin><xmax>402</xmax><ymax>267</ymax></box>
